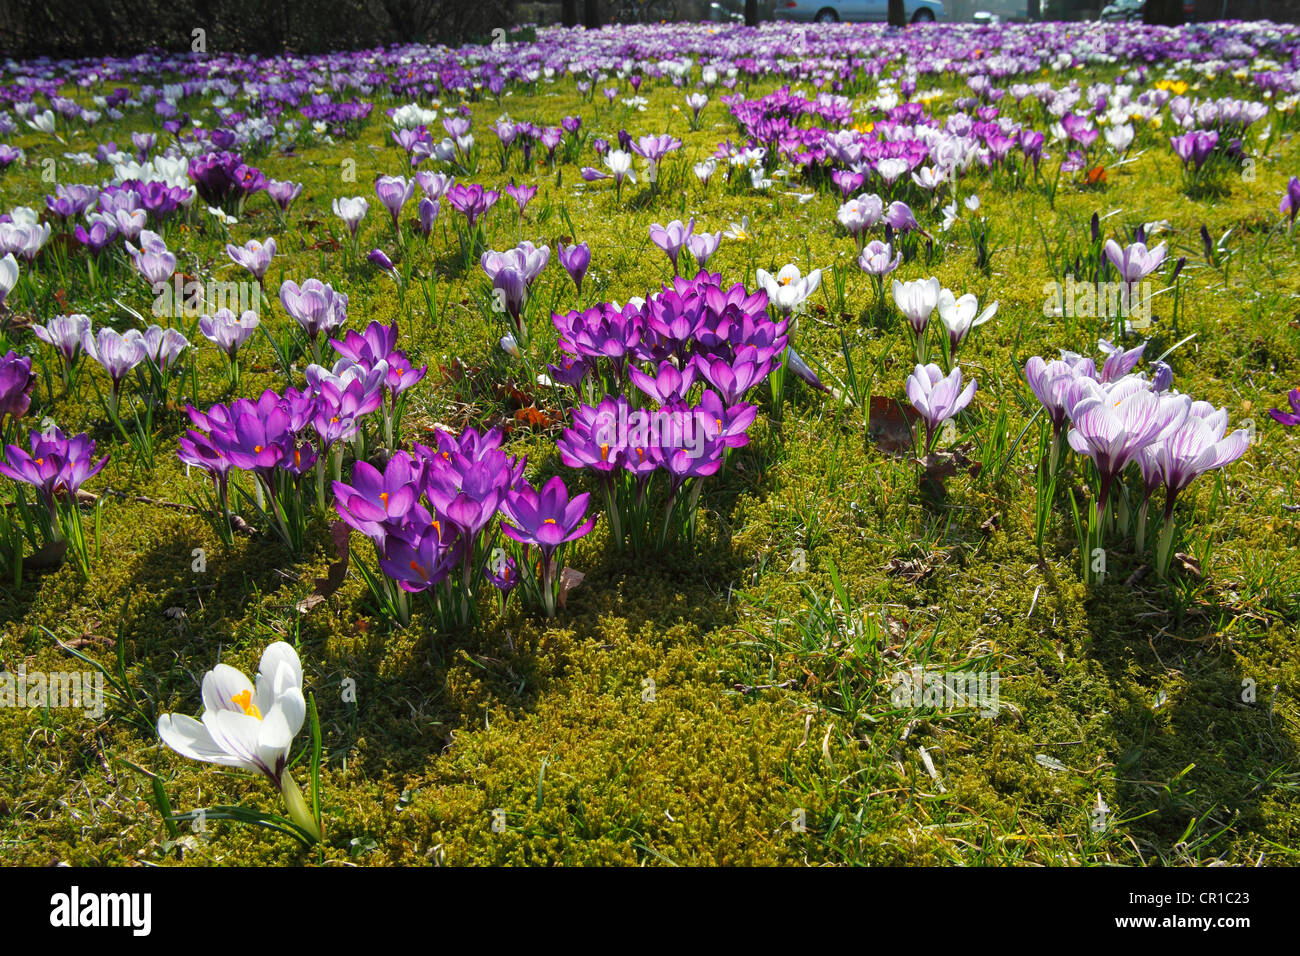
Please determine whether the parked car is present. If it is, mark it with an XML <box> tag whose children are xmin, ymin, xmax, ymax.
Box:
<box><xmin>774</xmin><ymin>0</ymin><xmax>947</xmax><ymax>23</ymax></box>
<box><xmin>1099</xmin><ymin>0</ymin><xmax>1144</xmax><ymax>19</ymax></box>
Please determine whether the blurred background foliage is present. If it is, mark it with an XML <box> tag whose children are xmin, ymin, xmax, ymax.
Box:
<box><xmin>0</xmin><ymin>0</ymin><xmax>516</xmax><ymax>59</ymax></box>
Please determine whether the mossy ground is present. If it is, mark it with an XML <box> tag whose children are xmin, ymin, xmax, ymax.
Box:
<box><xmin>1</xmin><ymin>50</ymin><xmax>1298</xmax><ymax>866</ymax></box>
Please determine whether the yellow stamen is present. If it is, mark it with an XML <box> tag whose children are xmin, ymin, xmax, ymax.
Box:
<box><xmin>231</xmin><ymin>689</ymin><xmax>262</xmax><ymax>719</ymax></box>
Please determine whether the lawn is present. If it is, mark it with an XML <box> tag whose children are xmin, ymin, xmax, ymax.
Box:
<box><xmin>0</xmin><ymin>19</ymin><xmax>1298</xmax><ymax>866</ymax></box>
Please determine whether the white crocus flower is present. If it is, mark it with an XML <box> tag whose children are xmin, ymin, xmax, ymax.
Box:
<box><xmin>893</xmin><ymin>276</ymin><xmax>942</xmax><ymax>336</ymax></box>
<box><xmin>757</xmin><ymin>264</ymin><xmax>822</xmax><ymax>315</ymax></box>
<box><xmin>26</xmin><ymin>109</ymin><xmax>56</xmax><ymax>134</ymax></box>
<box><xmin>1105</xmin><ymin>122</ymin><xmax>1134</xmax><ymax>153</ymax></box>
<box><xmin>911</xmin><ymin>166</ymin><xmax>947</xmax><ymax>190</ymax></box>
<box><xmin>0</xmin><ymin>253</ymin><xmax>18</xmax><ymax>307</ymax></box>
<box><xmin>157</xmin><ymin>642</ymin><xmax>320</xmax><ymax>841</ymax></box>
<box><xmin>9</xmin><ymin>206</ymin><xmax>39</xmax><ymax>226</ymax></box>
<box><xmin>604</xmin><ymin>149</ymin><xmax>636</xmax><ymax>184</ymax></box>
<box><xmin>724</xmin><ymin>216</ymin><xmax>751</xmax><ymax>241</ymax></box>
<box><xmin>332</xmin><ymin>196</ymin><xmax>369</xmax><ymax>238</ymax></box>
<box><xmin>940</xmin><ymin>201</ymin><xmax>959</xmax><ymax>232</ymax></box>
<box><xmin>937</xmin><ymin>289</ymin><xmax>998</xmax><ymax>352</ymax></box>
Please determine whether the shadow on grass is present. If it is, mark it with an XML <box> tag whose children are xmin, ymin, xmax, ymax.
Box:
<box><xmin>1085</xmin><ymin>585</ymin><xmax>1298</xmax><ymax>863</ymax></box>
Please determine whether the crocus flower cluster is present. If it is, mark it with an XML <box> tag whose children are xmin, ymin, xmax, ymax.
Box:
<box><xmin>333</xmin><ymin>425</ymin><xmax>592</xmax><ymax>622</ymax></box>
<box><xmin>552</xmin><ymin>270</ymin><xmax>781</xmax><ymax>554</ymax></box>
<box><xmin>1024</xmin><ymin>341</ymin><xmax>1249</xmax><ymax>578</ymax></box>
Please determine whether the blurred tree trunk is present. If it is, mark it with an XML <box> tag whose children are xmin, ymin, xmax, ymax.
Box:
<box><xmin>1028</xmin><ymin>0</ymin><xmax>1040</xmax><ymax>19</ymax></box>
<box><xmin>745</xmin><ymin>0</ymin><xmax>758</xmax><ymax>26</ymax></box>
<box><xmin>887</xmin><ymin>0</ymin><xmax>906</xmax><ymax>27</ymax></box>
<box><xmin>1143</xmin><ymin>0</ymin><xmax>1185</xmax><ymax>25</ymax></box>
<box><xmin>583</xmin><ymin>0</ymin><xmax>601</xmax><ymax>27</ymax></box>
<box><xmin>562</xmin><ymin>0</ymin><xmax>578</xmax><ymax>25</ymax></box>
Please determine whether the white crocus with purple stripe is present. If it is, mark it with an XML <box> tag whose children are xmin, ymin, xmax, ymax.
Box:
<box><xmin>157</xmin><ymin>641</ymin><xmax>320</xmax><ymax>841</ymax></box>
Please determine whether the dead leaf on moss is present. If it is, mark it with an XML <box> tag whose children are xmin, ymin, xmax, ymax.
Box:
<box><xmin>296</xmin><ymin>521</ymin><xmax>351</xmax><ymax>614</ymax></box>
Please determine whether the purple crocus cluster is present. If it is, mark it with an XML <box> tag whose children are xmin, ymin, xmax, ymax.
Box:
<box><xmin>188</xmin><ymin>151</ymin><xmax>268</xmax><ymax>207</ymax></box>
<box><xmin>333</xmin><ymin>425</ymin><xmax>592</xmax><ymax>620</ymax></box>
<box><xmin>553</xmin><ymin>270</ymin><xmax>779</xmax><ymax>553</ymax></box>
<box><xmin>1024</xmin><ymin>341</ymin><xmax>1249</xmax><ymax>577</ymax></box>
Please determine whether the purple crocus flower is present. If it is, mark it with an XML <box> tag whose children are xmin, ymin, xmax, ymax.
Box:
<box><xmin>907</xmin><ymin>363</ymin><xmax>977</xmax><ymax>453</ymax></box>
<box><xmin>374</xmin><ymin>175</ymin><xmax>415</xmax><ymax>231</ymax></box>
<box><xmin>1024</xmin><ymin>356</ymin><xmax>1080</xmax><ymax>436</ymax></box>
<box><xmin>305</xmin><ymin>359</ymin><xmax>388</xmax><ymax>426</ymax></box>
<box><xmin>1096</xmin><ymin>339</ymin><xmax>1146</xmax><ymax>383</ymax></box>
<box><xmin>1170</xmin><ymin>129</ymin><xmax>1219</xmax><ymax>170</ymax></box>
<box><xmin>0</xmin><ymin>427</ymin><xmax>107</xmax><ymax>514</ymax></box>
<box><xmin>631</xmin><ymin>133</ymin><xmax>682</xmax><ymax>176</ymax></box>
<box><xmin>82</xmin><ymin>326</ymin><xmax>147</xmax><ymax>405</ymax></box>
<box><xmin>831</xmin><ymin>169</ymin><xmax>865</xmax><ymax>199</ymax></box>
<box><xmin>858</xmin><ymin>239</ymin><xmax>901</xmax><ymax>277</ymax></box>
<box><xmin>138</xmin><ymin>325</ymin><xmax>190</xmax><ymax>375</ymax></box>
<box><xmin>367</xmin><ymin>248</ymin><xmax>398</xmax><ymax>277</ymax></box>
<box><xmin>649</xmin><ymin>218</ymin><xmax>694</xmax><ymax>275</ymax></box>
<box><xmin>500</xmin><ymin>475</ymin><xmax>595</xmax><ymax>560</ymax></box>
<box><xmin>1269</xmin><ymin>388</ymin><xmax>1300</xmax><ymax>427</ymax></box>
<box><xmin>424</xmin><ymin>434</ymin><xmax>515</xmax><ymax>541</ymax></box>
<box><xmin>546</xmin><ymin>353</ymin><xmax>591</xmax><ymax>390</ymax></box>
<box><xmin>207</xmin><ymin>391</ymin><xmax>295</xmax><ymax>477</ymax></box>
<box><xmin>1104</xmin><ymin>240</ymin><xmax>1167</xmax><ymax>289</ymax></box>
<box><xmin>1155</xmin><ymin>404</ymin><xmax>1249</xmax><ymax>518</ymax></box>
<box><xmin>0</xmin><ymin>350</ymin><xmax>34</xmax><ymax>425</ymax></box>
<box><xmin>226</xmin><ymin>237</ymin><xmax>276</xmax><ymax>284</ymax></box>
<box><xmin>114</xmin><ymin>208</ymin><xmax>146</xmax><ymax>242</ymax></box>
<box><xmin>333</xmin><ymin>454</ymin><xmax>422</xmax><ymax>546</ymax></box>
<box><xmin>481</xmin><ymin>241</ymin><xmax>550</xmax><ymax>286</ymax></box>
<box><xmin>445</xmin><ymin>183</ymin><xmax>499</xmax><ymax>230</ymax></box>
<box><xmin>692</xmin><ymin>349</ymin><xmax>772</xmax><ymax>405</ymax></box>
<box><xmin>199</xmin><ymin>308</ymin><xmax>260</xmax><ymax>360</ymax></box>
<box><xmin>73</xmin><ymin>219</ymin><xmax>117</xmax><ymax>255</ymax></box>
<box><xmin>884</xmin><ymin>201</ymin><xmax>920</xmax><ymax>234</ymax></box>
<box><xmin>415</xmin><ymin>172</ymin><xmax>454</xmax><ymax>200</ymax></box>
<box><xmin>558</xmin><ymin>397</ymin><xmax>627</xmax><ymax>474</ymax></box>
<box><xmin>379</xmin><ymin>514</ymin><xmax>463</xmax><ymax>593</ymax></box>
<box><xmin>131</xmin><ymin>130</ymin><xmax>156</xmax><ymax>160</ymax></box>
<box><xmin>1279</xmin><ymin>176</ymin><xmax>1300</xmax><ymax>227</ymax></box>
<box><xmin>1061</xmin><ymin>113</ymin><xmax>1099</xmax><ymax>149</ymax></box>
<box><xmin>630</xmin><ymin>359</ymin><xmax>697</xmax><ymax>405</ymax></box>
<box><xmin>125</xmin><ymin>233</ymin><xmax>176</xmax><ymax>286</ymax></box>
<box><xmin>504</xmin><ymin>182</ymin><xmax>537</xmax><ymax>216</ymax></box>
<box><xmin>32</xmin><ymin>313</ymin><xmax>90</xmax><ymax>378</ymax></box>
<box><xmin>557</xmin><ymin>241</ymin><xmax>591</xmax><ymax>294</ymax></box>
<box><xmin>416</xmin><ymin>197</ymin><xmax>439</xmax><ymax>238</ymax></box>
<box><xmin>696</xmin><ymin>389</ymin><xmax>757</xmax><ymax>450</ymax></box>
<box><xmin>685</xmin><ymin>230</ymin><xmax>722</xmax><ymax>271</ymax></box>
<box><xmin>266</xmin><ymin>180</ymin><xmax>303</xmax><ymax>212</ymax></box>
<box><xmin>279</xmin><ymin>278</ymin><xmax>348</xmax><ymax>342</ymax></box>
<box><xmin>1066</xmin><ymin>377</ymin><xmax>1187</xmax><ymax>516</ymax></box>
